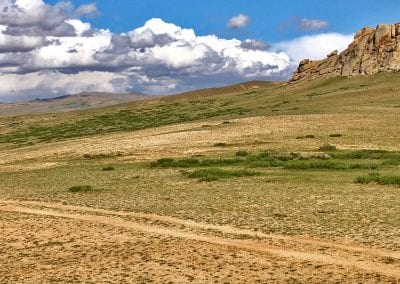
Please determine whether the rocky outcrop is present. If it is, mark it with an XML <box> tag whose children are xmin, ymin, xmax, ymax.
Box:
<box><xmin>290</xmin><ymin>23</ymin><xmax>400</xmax><ymax>82</ymax></box>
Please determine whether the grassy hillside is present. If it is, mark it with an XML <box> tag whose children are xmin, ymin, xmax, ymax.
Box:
<box><xmin>0</xmin><ymin>92</ymin><xmax>149</xmax><ymax>116</ymax></box>
<box><xmin>0</xmin><ymin>72</ymin><xmax>399</xmax><ymax>149</ymax></box>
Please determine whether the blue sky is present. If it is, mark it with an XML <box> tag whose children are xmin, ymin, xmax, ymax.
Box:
<box><xmin>0</xmin><ymin>0</ymin><xmax>399</xmax><ymax>102</ymax></box>
<box><xmin>47</xmin><ymin>0</ymin><xmax>400</xmax><ymax>42</ymax></box>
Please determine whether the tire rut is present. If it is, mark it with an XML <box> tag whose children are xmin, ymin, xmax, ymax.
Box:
<box><xmin>0</xmin><ymin>201</ymin><xmax>399</xmax><ymax>280</ymax></box>
<box><xmin>1</xmin><ymin>199</ymin><xmax>399</xmax><ymax>260</ymax></box>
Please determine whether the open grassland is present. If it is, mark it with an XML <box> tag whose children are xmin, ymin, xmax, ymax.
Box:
<box><xmin>0</xmin><ymin>73</ymin><xmax>400</xmax><ymax>283</ymax></box>
<box><xmin>0</xmin><ymin>72</ymin><xmax>399</xmax><ymax>148</ymax></box>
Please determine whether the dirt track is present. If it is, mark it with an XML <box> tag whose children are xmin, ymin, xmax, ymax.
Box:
<box><xmin>1</xmin><ymin>199</ymin><xmax>399</xmax><ymax>283</ymax></box>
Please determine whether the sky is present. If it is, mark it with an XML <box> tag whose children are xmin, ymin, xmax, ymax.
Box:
<box><xmin>0</xmin><ymin>0</ymin><xmax>400</xmax><ymax>102</ymax></box>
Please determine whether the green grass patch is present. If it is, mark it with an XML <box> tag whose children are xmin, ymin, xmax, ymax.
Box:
<box><xmin>68</xmin><ymin>185</ymin><xmax>100</xmax><ymax>193</ymax></box>
<box><xmin>318</xmin><ymin>144</ymin><xmax>337</xmax><ymax>151</ymax></box>
<box><xmin>150</xmin><ymin>150</ymin><xmax>386</xmax><ymax>176</ymax></box>
<box><xmin>236</xmin><ymin>150</ymin><xmax>249</xmax><ymax>157</ymax></box>
<box><xmin>355</xmin><ymin>173</ymin><xmax>400</xmax><ymax>186</ymax></box>
<box><xmin>383</xmin><ymin>159</ymin><xmax>400</xmax><ymax>166</ymax></box>
<box><xmin>102</xmin><ymin>166</ymin><xmax>115</xmax><ymax>171</ymax></box>
<box><xmin>331</xmin><ymin>150</ymin><xmax>400</xmax><ymax>161</ymax></box>
<box><xmin>185</xmin><ymin>168</ymin><xmax>261</xmax><ymax>182</ymax></box>
<box><xmin>284</xmin><ymin>160</ymin><xmax>378</xmax><ymax>170</ymax></box>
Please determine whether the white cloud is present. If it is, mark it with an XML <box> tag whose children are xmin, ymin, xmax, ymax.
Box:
<box><xmin>65</xmin><ymin>19</ymin><xmax>92</xmax><ymax>36</ymax></box>
<box><xmin>0</xmin><ymin>71</ymin><xmax>124</xmax><ymax>102</ymax></box>
<box><xmin>275</xmin><ymin>33</ymin><xmax>353</xmax><ymax>63</ymax></box>
<box><xmin>75</xmin><ymin>3</ymin><xmax>99</xmax><ymax>18</ymax></box>
<box><xmin>0</xmin><ymin>5</ymin><xmax>293</xmax><ymax>101</ymax></box>
<box><xmin>299</xmin><ymin>18</ymin><xmax>329</xmax><ymax>31</ymax></box>
<box><xmin>0</xmin><ymin>0</ymin><xmax>356</xmax><ymax>102</ymax></box>
<box><xmin>228</xmin><ymin>14</ymin><xmax>250</xmax><ymax>29</ymax></box>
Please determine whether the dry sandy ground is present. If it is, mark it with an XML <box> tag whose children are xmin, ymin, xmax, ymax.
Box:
<box><xmin>1</xmin><ymin>112</ymin><xmax>399</xmax><ymax>282</ymax></box>
<box><xmin>1</xmin><ymin>199</ymin><xmax>399</xmax><ymax>283</ymax></box>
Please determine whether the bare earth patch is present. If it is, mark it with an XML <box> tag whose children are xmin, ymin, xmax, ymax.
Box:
<box><xmin>0</xmin><ymin>200</ymin><xmax>399</xmax><ymax>283</ymax></box>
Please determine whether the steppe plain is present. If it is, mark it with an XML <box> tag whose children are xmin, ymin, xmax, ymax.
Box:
<box><xmin>0</xmin><ymin>73</ymin><xmax>399</xmax><ymax>283</ymax></box>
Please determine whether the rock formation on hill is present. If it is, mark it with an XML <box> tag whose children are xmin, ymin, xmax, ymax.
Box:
<box><xmin>291</xmin><ymin>23</ymin><xmax>400</xmax><ymax>82</ymax></box>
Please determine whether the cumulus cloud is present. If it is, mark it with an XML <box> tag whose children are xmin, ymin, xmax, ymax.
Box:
<box><xmin>275</xmin><ymin>33</ymin><xmax>353</xmax><ymax>63</ymax></box>
<box><xmin>0</xmin><ymin>0</ymin><xmax>354</xmax><ymax>102</ymax></box>
<box><xmin>75</xmin><ymin>3</ymin><xmax>99</xmax><ymax>18</ymax></box>
<box><xmin>0</xmin><ymin>1</ymin><xmax>294</xmax><ymax>102</ymax></box>
<box><xmin>228</xmin><ymin>14</ymin><xmax>250</xmax><ymax>29</ymax></box>
<box><xmin>240</xmin><ymin>39</ymin><xmax>270</xmax><ymax>51</ymax></box>
<box><xmin>298</xmin><ymin>18</ymin><xmax>329</xmax><ymax>31</ymax></box>
<box><xmin>0</xmin><ymin>70</ymin><xmax>123</xmax><ymax>102</ymax></box>
<box><xmin>0</xmin><ymin>0</ymin><xmax>76</xmax><ymax>37</ymax></box>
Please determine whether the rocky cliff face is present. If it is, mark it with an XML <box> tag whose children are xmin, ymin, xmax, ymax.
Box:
<box><xmin>291</xmin><ymin>23</ymin><xmax>400</xmax><ymax>82</ymax></box>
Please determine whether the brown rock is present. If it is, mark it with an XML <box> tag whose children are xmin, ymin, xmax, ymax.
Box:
<box><xmin>327</xmin><ymin>50</ymin><xmax>338</xmax><ymax>57</ymax></box>
<box><xmin>374</xmin><ymin>24</ymin><xmax>392</xmax><ymax>46</ymax></box>
<box><xmin>290</xmin><ymin>23</ymin><xmax>400</xmax><ymax>82</ymax></box>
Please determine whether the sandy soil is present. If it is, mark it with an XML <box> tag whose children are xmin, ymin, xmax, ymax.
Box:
<box><xmin>1</xmin><ymin>111</ymin><xmax>399</xmax><ymax>282</ymax></box>
<box><xmin>0</xmin><ymin>199</ymin><xmax>399</xmax><ymax>283</ymax></box>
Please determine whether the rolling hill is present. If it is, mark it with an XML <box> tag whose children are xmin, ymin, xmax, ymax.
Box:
<box><xmin>0</xmin><ymin>91</ymin><xmax>150</xmax><ymax>116</ymax></box>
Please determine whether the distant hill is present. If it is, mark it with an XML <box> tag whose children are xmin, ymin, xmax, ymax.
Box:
<box><xmin>163</xmin><ymin>81</ymin><xmax>279</xmax><ymax>100</ymax></box>
<box><xmin>0</xmin><ymin>92</ymin><xmax>149</xmax><ymax>116</ymax></box>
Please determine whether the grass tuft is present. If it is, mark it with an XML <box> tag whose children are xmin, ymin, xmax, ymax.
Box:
<box><xmin>329</xmin><ymin>133</ymin><xmax>343</xmax><ymax>137</ymax></box>
<box><xmin>331</xmin><ymin>150</ymin><xmax>400</xmax><ymax>162</ymax></box>
<box><xmin>186</xmin><ymin>168</ymin><xmax>261</xmax><ymax>182</ymax></box>
<box><xmin>236</xmin><ymin>150</ymin><xmax>249</xmax><ymax>157</ymax></box>
<box><xmin>355</xmin><ymin>173</ymin><xmax>400</xmax><ymax>186</ymax></box>
<box><xmin>68</xmin><ymin>185</ymin><xmax>98</xmax><ymax>193</ymax></box>
<box><xmin>318</xmin><ymin>144</ymin><xmax>337</xmax><ymax>151</ymax></box>
<box><xmin>214</xmin><ymin>142</ymin><xmax>227</xmax><ymax>147</ymax></box>
<box><xmin>102</xmin><ymin>166</ymin><xmax>115</xmax><ymax>171</ymax></box>
<box><xmin>296</xmin><ymin>135</ymin><xmax>315</xmax><ymax>139</ymax></box>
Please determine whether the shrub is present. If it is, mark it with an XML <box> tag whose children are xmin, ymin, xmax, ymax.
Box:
<box><xmin>236</xmin><ymin>150</ymin><xmax>249</xmax><ymax>157</ymax></box>
<box><xmin>284</xmin><ymin>161</ymin><xmax>378</xmax><ymax>170</ymax></box>
<box><xmin>150</xmin><ymin>158</ymin><xmax>175</xmax><ymax>167</ymax></box>
<box><xmin>296</xmin><ymin>134</ymin><xmax>315</xmax><ymax>139</ymax></box>
<box><xmin>331</xmin><ymin>149</ymin><xmax>391</xmax><ymax>160</ymax></box>
<box><xmin>329</xmin><ymin>133</ymin><xmax>343</xmax><ymax>137</ymax></box>
<box><xmin>102</xmin><ymin>166</ymin><xmax>115</xmax><ymax>171</ymax></box>
<box><xmin>285</xmin><ymin>160</ymin><xmax>345</xmax><ymax>170</ymax></box>
<box><xmin>214</xmin><ymin>142</ymin><xmax>227</xmax><ymax>147</ymax></box>
<box><xmin>186</xmin><ymin>168</ymin><xmax>261</xmax><ymax>182</ymax></box>
<box><xmin>355</xmin><ymin>173</ymin><xmax>400</xmax><ymax>185</ymax></box>
<box><xmin>318</xmin><ymin>144</ymin><xmax>337</xmax><ymax>151</ymax></box>
<box><xmin>383</xmin><ymin>159</ymin><xmax>400</xmax><ymax>166</ymax></box>
<box><xmin>68</xmin><ymin>185</ymin><xmax>96</xmax><ymax>193</ymax></box>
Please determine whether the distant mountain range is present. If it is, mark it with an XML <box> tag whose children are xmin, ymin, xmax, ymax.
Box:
<box><xmin>0</xmin><ymin>92</ymin><xmax>150</xmax><ymax>116</ymax></box>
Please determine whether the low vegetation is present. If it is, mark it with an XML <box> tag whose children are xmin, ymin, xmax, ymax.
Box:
<box><xmin>185</xmin><ymin>168</ymin><xmax>261</xmax><ymax>182</ymax></box>
<box><xmin>68</xmin><ymin>185</ymin><xmax>98</xmax><ymax>193</ymax></box>
<box><xmin>318</xmin><ymin>144</ymin><xmax>337</xmax><ymax>151</ymax></box>
<box><xmin>356</xmin><ymin>173</ymin><xmax>400</xmax><ymax>186</ymax></box>
<box><xmin>151</xmin><ymin>150</ymin><xmax>383</xmax><ymax>172</ymax></box>
<box><xmin>2</xmin><ymin>72</ymin><xmax>400</xmax><ymax>149</ymax></box>
<box><xmin>102</xmin><ymin>166</ymin><xmax>115</xmax><ymax>171</ymax></box>
<box><xmin>329</xmin><ymin>133</ymin><xmax>343</xmax><ymax>137</ymax></box>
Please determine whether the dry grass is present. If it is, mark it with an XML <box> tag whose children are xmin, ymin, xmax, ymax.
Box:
<box><xmin>0</xmin><ymin>73</ymin><xmax>399</xmax><ymax>282</ymax></box>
